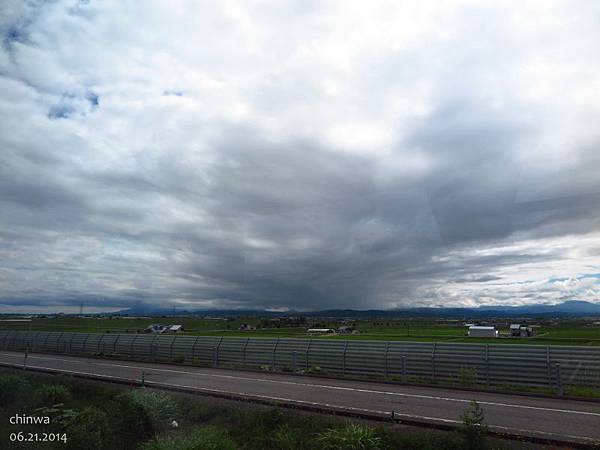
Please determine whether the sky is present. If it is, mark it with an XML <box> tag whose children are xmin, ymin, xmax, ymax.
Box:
<box><xmin>0</xmin><ymin>0</ymin><xmax>599</xmax><ymax>313</ymax></box>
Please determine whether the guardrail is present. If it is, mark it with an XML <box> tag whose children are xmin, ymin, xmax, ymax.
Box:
<box><xmin>1</xmin><ymin>330</ymin><xmax>599</xmax><ymax>391</ymax></box>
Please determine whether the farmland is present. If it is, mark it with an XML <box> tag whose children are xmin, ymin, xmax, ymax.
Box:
<box><xmin>1</xmin><ymin>316</ymin><xmax>599</xmax><ymax>346</ymax></box>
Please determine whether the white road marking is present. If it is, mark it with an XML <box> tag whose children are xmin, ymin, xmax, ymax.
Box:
<box><xmin>1</xmin><ymin>352</ymin><xmax>600</xmax><ymax>418</ymax></box>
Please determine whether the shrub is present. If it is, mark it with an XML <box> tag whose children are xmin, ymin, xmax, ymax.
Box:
<box><xmin>376</xmin><ymin>427</ymin><xmax>462</xmax><ymax>450</ymax></box>
<box><xmin>112</xmin><ymin>390</ymin><xmax>175</xmax><ymax>444</ymax></box>
<box><xmin>305</xmin><ymin>365</ymin><xmax>322</xmax><ymax>374</ymax></box>
<box><xmin>64</xmin><ymin>406</ymin><xmax>112</xmax><ymax>450</ymax></box>
<box><xmin>117</xmin><ymin>389</ymin><xmax>178</xmax><ymax>430</ymax></box>
<box><xmin>272</xmin><ymin>424</ymin><xmax>304</xmax><ymax>450</ymax></box>
<box><xmin>172</xmin><ymin>354</ymin><xmax>185</xmax><ymax>363</ymax></box>
<box><xmin>0</xmin><ymin>374</ymin><xmax>31</xmax><ymax>405</ymax></box>
<box><xmin>35</xmin><ymin>384</ymin><xmax>72</xmax><ymax>405</ymax></box>
<box><xmin>178</xmin><ymin>398</ymin><xmax>228</xmax><ymax>423</ymax></box>
<box><xmin>315</xmin><ymin>423</ymin><xmax>382</xmax><ymax>450</ymax></box>
<box><xmin>112</xmin><ymin>400</ymin><xmax>153</xmax><ymax>444</ymax></box>
<box><xmin>460</xmin><ymin>401</ymin><xmax>488</xmax><ymax>450</ymax></box>
<box><xmin>458</xmin><ymin>367</ymin><xmax>477</xmax><ymax>387</ymax></box>
<box><xmin>140</xmin><ymin>426</ymin><xmax>238</xmax><ymax>450</ymax></box>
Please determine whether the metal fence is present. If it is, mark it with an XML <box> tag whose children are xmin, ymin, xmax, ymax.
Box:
<box><xmin>1</xmin><ymin>330</ymin><xmax>599</xmax><ymax>391</ymax></box>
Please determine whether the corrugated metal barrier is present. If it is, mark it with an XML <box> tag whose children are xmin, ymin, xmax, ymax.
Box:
<box><xmin>1</xmin><ymin>330</ymin><xmax>599</xmax><ymax>391</ymax></box>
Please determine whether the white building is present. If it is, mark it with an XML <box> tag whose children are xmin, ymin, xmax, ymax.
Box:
<box><xmin>307</xmin><ymin>328</ymin><xmax>335</xmax><ymax>334</ymax></box>
<box><xmin>468</xmin><ymin>326</ymin><xmax>498</xmax><ymax>338</ymax></box>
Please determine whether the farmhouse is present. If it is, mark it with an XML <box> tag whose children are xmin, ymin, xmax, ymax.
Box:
<box><xmin>510</xmin><ymin>324</ymin><xmax>534</xmax><ymax>337</ymax></box>
<box><xmin>337</xmin><ymin>326</ymin><xmax>355</xmax><ymax>334</ymax></box>
<box><xmin>510</xmin><ymin>324</ymin><xmax>521</xmax><ymax>336</ymax></box>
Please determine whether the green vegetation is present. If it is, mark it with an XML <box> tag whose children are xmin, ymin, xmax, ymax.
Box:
<box><xmin>141</xmin><ymin>426</ymin><xmax>237</xmax><ymax>450</ymax></box>
<box><xmin>315</xmin><ymin>423</ymin><xmax>382</xmax><ymax>450</ymax></box>
<box><xmin>35</xmin><ymin>384</ymin><xmax>72</xmax><ymax>405</ymax></box>
<box><xmin>0</xmin><ymin>374</ymin><xmax>31</xmax><ymax>406</ymax></box>
<box><xmin>2</xmin><ymin>316</ymin><xmax>599</xmax><ymax>345</ymax></box>
<box><xmin>0</xmin><ymin>370</ymin><xmax>539</xmax><ymax>450</ymax></box>
<box><xmin>460</xmin><ymin>401</ymin><xmax>488</xmax><ymax>450</ymax></box>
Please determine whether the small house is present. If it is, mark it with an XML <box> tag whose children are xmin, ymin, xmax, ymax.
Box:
<box><xmin>145</xmin><ymin>324</ymin><xmax>168</xmax><ymax>334</ymax></box>
<box><xmin>338</xmin><ymin>326</ymin><xmax>354</xmax><ymax>334</ymax></box>
<box><xmin>519</xmin><ymin>326</ymin><xmax>534</xmax><ymax>337</ymax></box>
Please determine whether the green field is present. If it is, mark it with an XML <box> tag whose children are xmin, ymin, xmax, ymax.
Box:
<box><xmin>2</xmin><ymin>316</ymin><xmax>600</xmax><ymax>346</ymax></box>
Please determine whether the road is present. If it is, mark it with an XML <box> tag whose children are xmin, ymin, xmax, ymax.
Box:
<box><xmin>1</xmin><ymin>351</ymin><xmax>599</xmax><ymax>445</ymax></box>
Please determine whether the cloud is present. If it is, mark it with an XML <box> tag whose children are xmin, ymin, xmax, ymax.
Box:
<box><xmin>0</xmin><ymin>0</ymin><xmax>599</xmax><ymax>311</ymax></box>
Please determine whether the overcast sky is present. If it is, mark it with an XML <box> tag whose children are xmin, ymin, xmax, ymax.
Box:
<box><xmin>1</xmin><ymin>0</ymin><xmax>599</xmax><ymax>313</ymax></box>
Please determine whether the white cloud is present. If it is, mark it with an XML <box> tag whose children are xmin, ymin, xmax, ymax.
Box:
<box><xmin>0</xmin><ymin>0</ymin><xmax>599</xmax><ymax>310</ymax></box>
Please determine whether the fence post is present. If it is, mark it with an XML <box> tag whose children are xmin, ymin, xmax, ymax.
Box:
<box><xmin>170</xmin><ymin>336</ymin><xmax>176</xmax><ymax>360</ymax></box>
<box><xmin>342</xmin><ymin>341</ymin><xmax>348</xmax><ymax>375</ymax></box>
<box><xmin>485</xmin><ymin>344</ymin><xmax>490</xmax><ymax>386</ymax></box>
<box><xmin>243</xmin><ymin>338</ymin><xmax>249</xmax><ymax>365</ymax></box>
<box><xmin>431</xmin><ymin>343</ymin><xmax>437</xmax><ymax>382</ymax></box>
<box><xmin>42</xmin><ymin>333</ymin><xmax>51</xmax><ymax>352</ymax></box>
<box><xmin>292</xmin><ymin>350</ymin><xmax>297</xmax><ymax>371</ymax></box>
<box><xmin>35</xmin><ymin>332</ymin><xmax>43</xmax><ymax>352</ymax></box>
<box><xmin>546</xmin><ymin>346</ymin><xmax>551</xmax><ymax>388</ymax></box>
<box><xmin>81</xmin><ymin>333</ymin><xmax>91</xmax><ymax>354</ymax></box>
<box><xmin>272</xmin><ymin>338</ymin><xmax>280</xmax><ymax>369</ymax></box>
<box><xmin>556</xmin><ymin>363</ymin><xmax>563</xmax><ymax>395</ymax></box>
<box><xmin>151</xmin><ymin>335</ymin><xmax>158</xmax><ymax>362</ymax></box>
<box><xmin>384</xmin><ymin>342</ymin><xmax>390</xmax><ymax>378</ymax></box>
<box><xmin>26</xmin><ymin>332</ymin><xmax>35</xmax><ymax>353</ymax></box>
<box><xmin>402</xmin><ymin>356</ymin><xmax>407</xmax><ymax>381</ymax></box>
<box><xmin>214</xmin><ymin>337</ymin><xmax>223</xmax><ymax>367</ymax></box>
<box><xmin>191</xmin><ymin>336</ymin><xmax>200</xmax><ymax>363</ymax></box>
<box><xmin>68</xmin><ymin>333</ymin><xmax>75</xmax><ymax>354</ymax></box>
<box><xmin>113</xmin><ymin>334</ymin><xmax>120</xmax><ymax>353</ymax></box>
<box><xmin>97</xmin><ymin>333</ymin><xmax>105</xmax><ymax>354</ymax></box>
<box><xmin>306</xmin><ymin>339</ymin><xmax>313</xmax><ymax>370</ymax></box>
<box><xmin>130</xmin><ymin>334</ymin><xmax>138</xmax><ymax>358</ymax></box>
<box><xmin>57</xmin><ymin>332</ymin><xmax>64</xmax><ymax>353</ymax></box>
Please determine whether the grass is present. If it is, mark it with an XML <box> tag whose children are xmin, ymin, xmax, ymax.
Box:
<box><xmin>2</xmin><ymin>317</ymin><xmax>600</xmax><ymax>345</ymax></box>
<box><xmin>0</xmin><ymin>369</ymin><xmax>547</xmax><ymax>450</ymax></box>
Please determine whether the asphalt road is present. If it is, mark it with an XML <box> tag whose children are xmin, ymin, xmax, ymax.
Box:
<box><xmin>1</xmin><ymin>351</ymin><xmax>599</xmax><ymax>445</ymax></box>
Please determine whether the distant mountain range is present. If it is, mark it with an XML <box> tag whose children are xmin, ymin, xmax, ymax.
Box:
<box><xmin>115</xmin><ymin>300</ymin><xmax>600</xmax><ymax>318</ymax></box>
